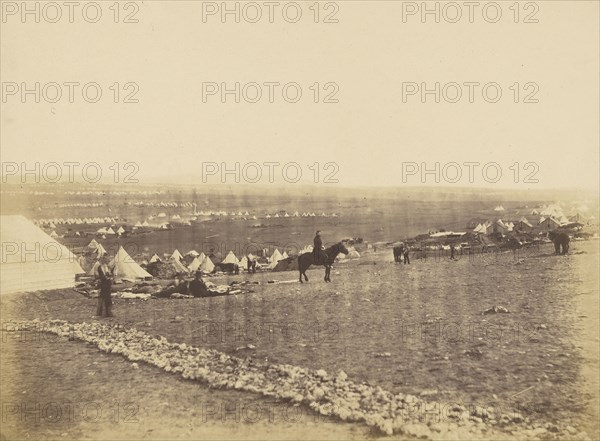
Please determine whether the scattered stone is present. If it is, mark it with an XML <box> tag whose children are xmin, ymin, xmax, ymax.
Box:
<box><xmin>566</xmin><ymin>425</ymin><xmax>578</xmax><ymax>435</ymax></box>
<box><xmin>375</xmin><ymin>352</ymin><xmax>391</xmax><ymax>358</ymax></box>
<box><xmin>419</xmin><ymin>389</ymin><xmax>438</xmax><ymax>397</ymax></box>
<box><xmin>482</xmin><ymin>306</ymin><xmax>510</xmax><ymax>314</ymax></box>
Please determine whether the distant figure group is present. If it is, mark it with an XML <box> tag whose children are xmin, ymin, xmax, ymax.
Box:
<box><xmin>393</xmin><ymin>243</ymin><xmax>410</xmax><ymax>264</ymax></box>
<box><xmin>147</xmin><ymin>271</ymin><xmax>210</xmax><ymax>298</ymax></box>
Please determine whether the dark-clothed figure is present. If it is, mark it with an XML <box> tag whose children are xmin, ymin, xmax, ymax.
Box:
<box><xmin>313</xmin><ymin>231</ymin><xmax>325</xmax><ymax>264</ymax></box>
<box><xmin>450</xmin><ymin>244</ymin><xmax>455</xmax><ymax>260</ymax></box>
<box><xmin>96</xmin><ymin>260</ymin><xmax>113</xmax><ymax>317</ymax></box>
<box><xmin>403</xmin><ymin>247</ymin><xmax>410</xmax><ymax>265</ymax></box>
<box><xmin>189</xmin><ymin>271</ymin><xmax>209</xmax><ymax>297</ymax></box>
<box><xmin>247</xmin><ymin>255</ymin><xmax>257</xmax><ymax>273</ymax></box>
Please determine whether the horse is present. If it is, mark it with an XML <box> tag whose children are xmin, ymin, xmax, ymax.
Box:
<box><xmin>298</xmin><ymin>242</ymin><xmax>349</xmax><ymax>283</ymax></box>
<box><xmin>548</xmin><ymin>230</ymin><xmax>570</xmax><ymax>255</ymax></box>
<box><xmin>215</xmin><ymin>262</ymin><xmax>240</xmax><ymax>274</ymax></box>
<box><xmin>393</xmin><ymin>245</ymin><xmax>404</xmax><ymax>263</ymax></box>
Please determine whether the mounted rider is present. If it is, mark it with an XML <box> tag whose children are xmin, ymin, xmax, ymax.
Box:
<box><xmin>313</xmin><ymin>230</ymin><xmax>327</xmax><ymax>264</ymax></box>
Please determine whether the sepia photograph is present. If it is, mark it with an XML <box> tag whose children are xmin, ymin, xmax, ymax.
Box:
<box><xmin>1</xmin><ymin>1</ymin><xmax>599</xmax><ymax>440</ymax></box>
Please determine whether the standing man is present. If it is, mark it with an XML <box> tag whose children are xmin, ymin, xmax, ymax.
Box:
<box><xmin>96</xmin><ymin>256</ymin><xmax>114</xmax><ymax>317</ymax></box>
<box><xmin>403</xmin><ymin>246</ymin><xmax>410</xmax><ymax>265</ymax></box>
<box><xmin>313</xmin><ymin>230</ymin><xmax>324</xmax><ymax>265</ymax></box>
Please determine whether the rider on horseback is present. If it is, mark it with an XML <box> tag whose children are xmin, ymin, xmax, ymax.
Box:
<box><xmin>313</xmin><ymin>230</ymin><xmax>327</xmax><ymax>264</ymax></box>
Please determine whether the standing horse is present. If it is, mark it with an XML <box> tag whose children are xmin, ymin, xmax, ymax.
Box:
<box><xmin>298</xmin><ymin>242</ymin><xmax>349</xmax><ymax>283</ymax></box>
<box><xmin>548</xmin><ymin>230</ymin><xmax>570</xmax><ymax>255</ymax></box>
<box><xmin>393</xmin><ymin>245</ymin><xmax>404</xmax><ymax>263</ymax></box>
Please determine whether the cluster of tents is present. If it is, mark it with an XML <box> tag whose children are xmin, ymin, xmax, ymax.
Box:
<box><xmin>35</xmin><ymin>216</ymin><xmax>119</xmax><ymax>227</ymax></box>
<box><xmin>82</xmin><ymin>241</ymin><xmax>363</xmax><ymax>279</ymax></box>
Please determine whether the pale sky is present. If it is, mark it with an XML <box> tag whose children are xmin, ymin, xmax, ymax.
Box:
<box><xmin>1</xmin><ymin>1</ymin><xmax>598</xmax><ymax>190</ymax></box>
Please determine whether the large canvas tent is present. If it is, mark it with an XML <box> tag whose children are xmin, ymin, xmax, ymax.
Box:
<box><xmin>1</xmin><ymin>215</ymin><xmax>84</xmax><ymax>294</ymax></box>
<box><xmin>110</xmin><ymin>246</ymin><xmax>153</xmax><ymax>281</ymax></box>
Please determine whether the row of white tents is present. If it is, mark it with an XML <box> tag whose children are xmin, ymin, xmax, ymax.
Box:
<box><xmin>35</xmin><ymin>217</ymin><xmax>119</xmax><ymax>227</ymax></box>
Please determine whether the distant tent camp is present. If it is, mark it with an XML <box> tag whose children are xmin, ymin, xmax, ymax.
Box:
<box><xmin>198</xmin><ymin>255</ymin><xmax>215</xmax><ymax>273</ymax></box>
<box><xmin>110</xmin><ymin>246</ymin><xmax>153</xmax><ymax>281</ymax></box>
<box><xmin>188</xmin><ymin>257</ymin><xmax>201</xmax><ymax>271</ymax></box>
<box><xmin>222</xmin><ymin>251</ymin><xmax>239</xmax><ymax>265</ymax></box>
<box><xmin>171</xmin><ymin>249</ymin><xmax>183</xmax><ymax>261</ymax></box>
<box><xmin>494</xmin><ymin>205</ymin><xmax>505</xmax><ymax>212</ymax></box>
<box><xmin>0</xmin><ymin>215</ymin><xmax>84</xmax><ymax>294</ymax></box>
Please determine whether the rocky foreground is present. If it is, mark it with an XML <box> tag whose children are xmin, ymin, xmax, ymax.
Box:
<box><xmin>9</xmin><ymin>319</ymin><xmax>592</xmax><ymax>440</ymax></box>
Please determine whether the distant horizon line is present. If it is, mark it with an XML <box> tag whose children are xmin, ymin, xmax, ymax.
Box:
<box><xmin>1</xmin><ymin>180</ymin><xmax>598</xmax><ymax>195</ymax></box>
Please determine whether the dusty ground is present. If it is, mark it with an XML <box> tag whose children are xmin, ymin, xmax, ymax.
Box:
<box><xmin>1</xmin><ymin>241</ymin><xmax>598</xmax><ymax>440</ymax></box>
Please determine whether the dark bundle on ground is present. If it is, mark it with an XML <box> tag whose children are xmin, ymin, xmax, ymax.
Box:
<box><xmin>146</xmin><ymin>261</ymin><xmax>179</xmax><ymax>279</ymax></box>
<box><xmin>272</xmin><ymin>257</ymin><xmax>299</xmax><ymax>272</ymax></box>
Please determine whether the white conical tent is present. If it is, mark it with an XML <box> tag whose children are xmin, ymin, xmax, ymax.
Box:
<box><xmin>347</xmin><ymin>249</ymin><xmax>360</xmax><ymax>259</ymax></box>
<box><xmin>222</xmin><ymin>251</ymin><xmax>239</xmax><ymax>264</ymax></box>
<box><xmin>116</xmin><ymin>226</ymin><xmax>125</xmax><ymax>235</ymax></box>
<box><xmin>282</xmin><ymin>251</ymin><xmax>288</xmax><ymax>259</ymax></box>
<box><xmin>106</xmin><ymin>227</ymin><xmax>116</xmax><ymax>235</ymax></box>
<box><xmin>239</xmin><ymin>256</ymin><xmax>248</xmax><ymax>269</ymax></box>
<box><xmin>269</xmin><ymin>249</ymin><xmax>283</xmax><ymax>263</ymax></box>
<box><xmin>170</xmin><ymin>257</ymin><xmax>189</xmax><ymax>274</ymax></box>
<box><xmin>95</xmin><ymin>243</ymin><xmax>107</xmax><ymax>256</ymax></box>
<box><xmin>110</xmin><ymin>246</ymin><xmax>152</xmax><ymax>280</ymax></box>
<box><xmin>188</xmin><ymin>257</ymin><xmax>201</xmax><ymax>271</ymax></box>
<box><xmin>199</xmin><ymin>255</ymin><xmax>215</xmax><ymax>273</ymax></box>
<box><xmin>197</xmin><ymin>252</ymin><xmax>206</xmax><ymax>263</ymax></box>
<box><xmin>1</xmin><ymin>215</ymin><xmax>84</xmax><ymax>294</ymax></box>
<box><xmin>87</xmin><ymin>260</ymin><xmax>101</xmax><ymax>277</ymax></box>
<box><xmin>149</xmin><ymin>254</ymin><xmax>161</xmax><ymax>263</ymax></box>
<box><xmin>87</xmin><ymin>239</ymin><xmax>99</xmax><ymax>250</ymax></box>
<box><xmin>171</xmin><ymin>249</ymin><xmax>183</xmax><ymax>261</ymax></box>
<box><xmin>49</xmin><ymin>230</ymin><xmax>58</xmax><ymax>238</ymax></box>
